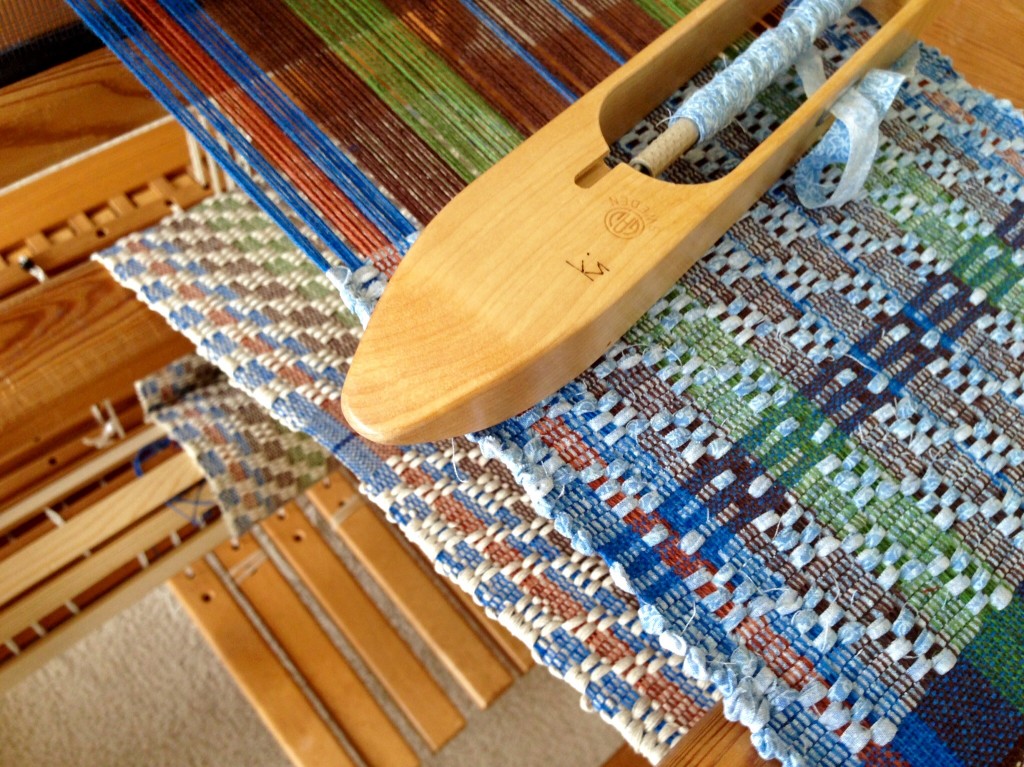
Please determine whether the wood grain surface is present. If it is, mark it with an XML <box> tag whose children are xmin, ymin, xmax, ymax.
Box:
<box><xmin>214</xmin><ymin>535</ymin><xmax>418</xmax><ymax>767</ymax></box>
<box><xmin>307</xmin><ymin>474</ymin><xmax>515</xmax><ymax>708</ymax></box>
<box><xmin>865</xmin><ymin>0</ymin><xmax>1024</xmax><ymax>106</ymax></box>
<box><xmin>0</xmin><ymin>452</ymin><xmax>202</xmax><ymax>605</ymax></box>
<box><xmin>0</xmin><ymin>520</ymin><xmax>227</xmax><ymax>691</ymax></box>
<box><xmin>171</xmin><ymin>556</ymin><xmax>356</xmax><ymax>767</ymax></box>
<box><xmin>0</xmin><ymin>503</ymin><xmax>199</xmax><ymax>642</ymax></box>
<box><xmin>660</xmin><ymin>702</ymin><xmax>770</xmax><ymax>767</ymax></box>
<box><xmin>0</xmin><ymin>402</ymin><xmax>143</xmax><ymax>508</ymax></box>
<box><xmin>263</xmin><ymin>503</ymin><xmax>465</xmax><ymax>751</ymax></box>
<box><xmin>0</xmin><ymin>261</ymin><xmax>192</xmax><ymax>475</ymax></box>
<box><xmin>341</xmin><ymin>0</ymin><xmax>946</xmax><ymax>444</ymax></box>
<box><xmin>0</xmin><ymin>49</ymin><xmax>165</xmax><ymax>188</ymax></box>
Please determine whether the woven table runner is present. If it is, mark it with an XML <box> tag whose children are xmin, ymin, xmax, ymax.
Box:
<box><xmin>87</xmin><ymin>3</ymin><xmax>1024</xmax><ymax>765</ymax></box>
<box><xmin>134</xmin><ymin>352</ymin><xmax>717</xmax><ymax>759</ymax></box>
<box><xmin>136</xmin><ymin>356</ymin><xmax>335</xmax><ymax>533</ymax></box>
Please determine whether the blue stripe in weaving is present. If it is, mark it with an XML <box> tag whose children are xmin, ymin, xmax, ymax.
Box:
<box><xmin>546</xmin><ymin>0</ymin><xmax>626</xmax><ymax>66</ymax></box>
<box><xmin>67</xmin><ymin>0</ymin><xmax>359</xmax><ymax>271</ymax></box>
<box><xmin>501</xmin><ymin>409</ymin><xmax>889</xmax><ymax>763</ymax></box>
<box><xmin>457</xmin><ymin>0</ymin><xmax>577</xmax><ymax>103</ymax></box>
<box><xmin>891</xmin><ymin>712</ymin><xmax>967</xmax><ymax>767</ymax></box>
<box><xmin>159</xmin><ymin>0</ymin><xmax>417</xmax><ymax>247</ymax></box>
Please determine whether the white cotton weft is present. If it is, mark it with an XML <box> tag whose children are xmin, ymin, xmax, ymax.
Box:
<box><xmin>673</xmin><ymin>0</ymin><xmax>858</xmax><ymax>141</ymax></box>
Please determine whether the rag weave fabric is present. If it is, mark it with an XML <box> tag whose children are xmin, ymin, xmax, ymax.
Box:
<box><xmin>136</xmin><ymin>356</ymin><xmax>335</xmax><ymax>533</ymax></box>
<box><xmin>85</xmin><ymin>1</ymin><xmax>1024</xmax><ymax>765</ymax></box>
<box><xmin>134</xmin><ymin>352</ymin><xmax>719</xmax><ymax>759</ymax></box>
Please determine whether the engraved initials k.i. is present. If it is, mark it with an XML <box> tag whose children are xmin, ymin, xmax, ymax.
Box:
<box><xmin>567</xmin><ymin>259</ymin><xmax>611</xmax><ymax>282</ymax></box>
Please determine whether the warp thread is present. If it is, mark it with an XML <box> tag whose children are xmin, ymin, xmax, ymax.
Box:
<box><xmin>132</xmin><ymin>438</ymin><xmax>216</xmax><ymax>525</ymax></box>
<box><xmin>82</xmin><ymin>399</ymin><xmax>125</xmax><ymax>449</ymax></box>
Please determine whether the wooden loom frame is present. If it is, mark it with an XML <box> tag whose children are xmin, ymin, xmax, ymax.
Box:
<box><xmin>0</xmin><ymin>49</ymin><xmax>768</xmax><ymax>764</ymax></box>
<box><xmin>2</xmin><ymin>1</ymin><xmax>1022</xmax><ymax>763</ymax></box>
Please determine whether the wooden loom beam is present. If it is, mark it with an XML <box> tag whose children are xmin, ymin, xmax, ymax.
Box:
<box><xmin>0</xmin><ymin>452</ymin><xmax>204</xmax><ymax>607</ymax></box>
<box><xmin>0</xmin><ymin>48</ymin><xmax>166</xmax><ymax>189</ymax></box>
<box><xmin>0</xmin><ymin>520</ymin><xmax>227</xmax><ymax>690</ymax></box>
<box><xmin>0</xmin><ymin>260</ymin><xmax>192</xmax><ymax>476</ymax></box>
<box><xmin>0</xmin><ymin>404</ymin><xmax>150</xmax><ymax>509</ymax></box>
<box><xmin>170</xmin><ymin>556</ymin><xmax>356</xmax><ymax>767</ymax></box>
<box><xmin>10</xmin><ymin>5</ymin><xmax>1023</xmax><ymax>759</ymax></box>
<box><xmin>212</xmin><ymin>534</ymin><xmax>419</xmax><ymax>767</ymax></box>
<box><xmin>262</xmin><ymin>503</ymin><xmax>466</xmax><ymax>751</ymax></box>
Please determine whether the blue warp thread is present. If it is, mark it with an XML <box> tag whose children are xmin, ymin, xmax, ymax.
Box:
<box><xmin>156</xmin><ymin>0</ymin><xmax>417</xmax><ymax>247</ymax></box>
<box><xmin>66</xmin><ymin>0</ymin><xmax>375</xmax><ymax>271</ymax></box>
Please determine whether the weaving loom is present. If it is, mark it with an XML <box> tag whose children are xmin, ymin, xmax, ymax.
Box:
<box><xmin>4</xmin><ymin>0</ymin><xmax>1024</xmax><ymax>765</ymax></box>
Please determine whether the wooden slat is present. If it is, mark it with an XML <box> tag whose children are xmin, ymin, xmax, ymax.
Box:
<box><xmin>602</xmin><ymin>744</ymin><xmax>651</xmax><ymax>767</ymax></box>
<box><xmin>170</xmin><ymin>557</ymin><xmax>355</xmax><ymax>767</ymax></box>
<box><xmin>445</xmin><ymin>579</ymin><xmax>534</xmax><ymax>674</ymax></box>
<box><xmin>0</xmin><ymin>500</ymin><xmax>209</xmax><ymax>641</ymax></box>
<box><xmin>659</xmin><ymin>702</ymin><xmax>771</xmax><ymax>767</ymax></box>
<box><xmin>0</xmin><ymin>400</ymin><xmax>144</xmax><ymax>507</ymax></box>
<box><xmin>213</xmin><ymin>535</ymin><xmax>418</xmax><ymax>767</ymax></box>
<box><xmin>0</xmin><ymin>455</ymin><xmax>159</xmax><ymax>563</ymax></box>
<box><xmin>0</xmin><ymin>49</ymin><xmax>165</xmax><ymax>189</ymax></box>
<box><xmin>0</xmin><ymin>260</ymin><xmax>33</xmax><ymax>297</ymax></box>
<box><xmin>0</xmin><ymin>119</ymin><xmax>191</xmax><ymax>250</ymax></box>
<box><xmin>863</xmin><ymin>0</ymin><xmax>1024</xmax><ymax>106</ymax></box>
<box><xmin>0</xmin><ymin>520</ymin><xmax>227</xmax><ymax>690</ymax></box>
<box><xmin>0</xmin><ymin>424</ymin><xmax>166</xmax><ymax>533</ymax></box>
<box><xmin>0</xmin><ymin>261</ymin><xmax>192</xmax><ymax>473</ymax></box>
<box><xmin>262</xmin><ymin>504</ymin><xmax>464</xmax><ymax>751</ymax></box>
<box><xmin>0</xmin><ymin>114</ymin><xmax>207</xmax><ymax>297</ymax></box>
<box><xmin>307</xmin><ymin>476</ymin><xmax>514</xmax><ymax>709</ymax></box>
<box><xmin>0</xmin><ymin>452</ymin><xmax>203</xmax><ymax>606</ymax></box>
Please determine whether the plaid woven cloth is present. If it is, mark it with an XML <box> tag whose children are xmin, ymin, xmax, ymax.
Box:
<box><xmin>88</xmin><ymin>2</ymin><xmax>1024</xmax><ymax>765</ymax></box>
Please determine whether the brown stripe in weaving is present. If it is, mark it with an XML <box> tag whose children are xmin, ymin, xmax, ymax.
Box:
<box><xmin>568</xmin><ymin>0</ymin><xmax>666</xmax><ymax>57</ymax></box>
<box><xmin>123</xmin><ymin>0</ymin><xmax>391</xmax><ymax>255</ymax></box>
<box><xmin>203</xmin><ymin>0</ymin><xmax>460</xmax><ymax>224</ymax></box>
<box><xmin>579</xmin><ymin>358</ymin><xmax>935</xmax><ymax>700</ymax></box>
<box><xmin>478</xmin><ymin>0</ymin><xmax>620</xmax><ymax>94</ymax></box>
<box><xmin>382</xmin><ymin>0</ymin><xmax>568</xmax><ymax>134</ymax></box>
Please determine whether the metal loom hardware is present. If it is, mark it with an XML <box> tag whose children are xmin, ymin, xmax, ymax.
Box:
<box><xmin>342</xmin><ymin>0</ymin><xmax>949</xmax><ymax>445</ymax></box>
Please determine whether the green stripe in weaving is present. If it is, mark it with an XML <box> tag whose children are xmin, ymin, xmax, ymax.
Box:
<box><xmin>627</xmin><ymin>287</ymin><xmax>1004</xmax><ymax>642</ymax></box>
<box><xmin>628</xmin><ymin>0</ymin><xmax>701</xmax><ymax>28</ymax></box>
<box><xmin>867</xmin><ymin>163</ymin><xmax>1024</xmax><ymax>320</ymax></box>
<box><xmin>282</xmin><ymin>0</ymin><xmax>521</xmax><ymax>181</ymax></box>
<box><xmin>628</xmin><ymin>0</ymin><xmax>760</xmax><ymax>59</ymax></box>
<box><xmin>199</xmin><ymin>196</ymin><xmax>361</xmax><ymax>323</ymax></box>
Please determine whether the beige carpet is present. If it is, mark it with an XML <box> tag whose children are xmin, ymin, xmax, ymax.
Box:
<box><xmin>0</xmin><ymin>584</ymin><xmax>625</xmax><ymax>766</ymax></box>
